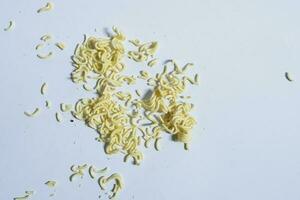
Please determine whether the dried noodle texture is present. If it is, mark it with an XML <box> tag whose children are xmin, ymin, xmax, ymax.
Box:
<box><xmin>73</xmin><ymin>95</ymin><xmax>143</xmax><ymax>164</ymax></box>
<box><xmin>71</xmin><ymin>27</ymin><xmax>126</xmax><ymax>94</ymax></box>
<box><xmin>161</xmin><ymin>102</ymin><xmax>196</xmax><ymax>144</ymax></box>
<box><xmin>128</xmin><ymin>41</ymin><xmax>158</xmax><ymax>62</ymax></box>
<box><xmin>142</xmin><ymin>70</ymin><xmax>185</xmax><ymax>113</ymax></box>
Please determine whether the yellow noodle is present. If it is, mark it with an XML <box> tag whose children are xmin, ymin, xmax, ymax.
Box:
<box><xmin>4</xmin><ymin>20</ymin><xmax>15</xmax><ymax>31</ymax></box>
<box><xmin>24</xmin><ymin>108</ymin><xmax>40</xmax><ymax>117</ymax></box>
<box><xmin>135</xmin><ymin>89</ymin><xmax>141</xmax><ymax>97</ymax></box>
<box><xmin>37</xmin><ymin>52</ymin><xmax>53</xmax><ymax>59</ymax></box>
<box><xmin>45</xmin><ymin>100</ymin><xmax>51</xmax><ymax>108</ymax></box>
<box><xmin>45</xmin><ymin>180</ymin><xmax>56</xmax><ymax>187</ymax></box>
<box><xmin>83</xmin><ymin>84</ymin><xmax>93</xmax><ymax>91</ymax></box>
<box><xmin>37</xmin><ymin>2</ymin><xmax>53</xmax><ymax>13</ymax></box>
<box><xmin>154</xmin><ymin>137</ymin><xmax>161</xmax><ymax>151</ymax></box>
<box><xmin>40</xmin><ymin>34</ymin><xmax>52</xmax><ymax>42</ymax></box>
<box><xmin>40</xmin><ymin>83</ymin><xmax>47</xmax><ymax>95</ymax></box>
<box><xmin>55</xmin><ymin>42</ymin><xmax>65</xmax><ymax>50</ymax></box>
<box><xmin>55</xmin><ymin>112</ymin><xmax>62</xmax><ymax>122</ymax></box>
<box><xmin>147</xmin><ymin>58</ymin><xmax>158</xmax><ymax>67</ymax></box>
<box><xmin>35</xmin><ymin>43</ymin><xmax>44</xmax><ymax>50</ymax></box>
<box><xmin>88</xmin><ymin>166</ymin><xmax>108</xmax><ymax>179</ymax></box>
<box><xmin>194</xmin><ymin>73</ymin><xmax>199</xmax><ymax>84</ymax></box>
<box><xmin>285</xmin><ymin>72</ymin><xmax>293</xmax><ymax>82</ymax></box>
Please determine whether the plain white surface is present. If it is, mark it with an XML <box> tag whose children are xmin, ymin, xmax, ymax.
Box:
<box><xmin>1</xmin><ymin>0</ymin><xmax>300</xmax><ymax>199</ymax></box>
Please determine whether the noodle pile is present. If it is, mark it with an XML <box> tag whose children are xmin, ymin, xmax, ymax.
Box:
<box><xmin>71</xmin><ymin>27</ymin><xmax>198</xmax><ymax>165</ymax></box>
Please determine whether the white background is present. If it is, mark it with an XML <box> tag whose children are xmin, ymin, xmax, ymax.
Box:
<box><xmin>1</xmin><ymin>0</ymin><xmax>300</xmax><ymax>199</ymax></box>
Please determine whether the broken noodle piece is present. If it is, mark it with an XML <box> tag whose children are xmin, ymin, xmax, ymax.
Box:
<box><xmin>24</xmin><ymin>108</ymin><xmax>40</xmax><ymax>117</ymax></box>
<box><xmin>37</xmin><ymin>2</ymin><xmax>53</xmax><ymax>13</ymax></box>
<box><xmin>37</xmin><ymin>52</ymin><xmax>53</xmax><ymax>59</ymax></box>
<box><xmin>4</xmin><ymin>20</ymin><xmax>15</xmax><ymax>31</ymax></box>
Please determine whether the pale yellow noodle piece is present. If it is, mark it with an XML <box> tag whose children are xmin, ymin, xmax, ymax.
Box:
<box><xmin>37</xmin><ymin>52</ymin><xmax>53</xmax><ymax>59</ymax></box>
<box><xmin>78</xmin><ymin>164</ymin><xmax>88</xmax><ymax>170</ymax></box>
<box><xmin>35</xmin><ymin>43</ymin><xmax>44</xmax><ymax>50</ymax></box>
<box><xmin>88</xmin><ymin>166</ymin><xmax>96</xmax><ymax>179</ymax></box>
<box><xmin>194</xmin><ymin>74</ymin><xmax>199</xmax><ymax>84</ymax></box>
<box><xmin>83</xmin><ymin>84</ymin><xmax>93</xmax><ymax>91</ymax></box>
<box><xmin>140</xmin><ymin>70</ymin><xmax>149</xmax><ymax>78</ymax></box>
<box><xmin>185</xmin><ymin>76</ymin><xmax>196</xmax><ymax>85</ymax></box>
<box><xmin>40</xmin><ymin>82</ymin><xmax>47</xmax><ymax>95</ymax></box>
<box><xmin>285</xmin><ymin>72</ymin><xmax>293</xmax><ymax>82</ymax></box>
<box><xmin>182</xmin><ymin>63</ymin><xmax>194</xmax><ymax>72</ymax></box>
<box><xmin>45</xmin><ymin>180</ymin><xmax>56</xmax><ymax>187</ymax></box>
<box><xmin>46</xmin><ymin>100</ymin><xmax>52</xmax><ymax>108</ymax></box>
<box><xmin>37</xmin><ymin>2</ymin><xmax>53</xmax><ymax>13</ymax></box>
<box><xmin>98</xmin><ymin>176</ymin><xmax>106</xmax><ymax>190</ymax></box>
<box><xmin>88</xmin><ymin>166</ymin><xmax>108</xmax><ymax>179</ymax></box>
<box><xmin>154</xmin><ymin>137</ymin><xmax>161</xmax><ymax>151</ymax></box>
<box><xmin>40</xmin><ymin>34</ymin><xmax>52</xmax><ymax>42</ymax></box>
<box><xmin>13</xmin><ymin>195</ymin><xmax>30</xmax><ymax>200</ymax></box>
<box><xmin>24</xmin><ymin>108</ymin><xmax>40</xmax><ymax>117</ymax></box>
<box><xmin>60</xmin><ymin>103</ymin><xmax>72</xmax><ymax>112</ymax></box>
<box><xmin>128</xmin><ymin>39</ymin><xmax>141</xmax><ymax>47</ymax></box>
<box><xmin>14</xmin><ymin>191</ymin><xmax>34</xmax><ymax>200</ymax></box>
<box><xmin>172</xmin><ymin>60</ymin><xmax>182</xmax><ymax>74</ymax></box>
<box><xmin>135</xmin><ymin>89</ymin><xmax>141</xmax><ymax>97</ymax></box>
<box><xmin>4</xmin><ymin>20</ymin><xmax>15</xmax><ymax>31</ymax></box>
<box><xmin>55</xmin><ymin>112</ymin><xmax>62</xmax><ymax>122</ymax></box>
<box><xmin>69</xmin><ymin>172</ymin><xmax>82</xmax><ymax>182</ymax></box>
<box><xmin>147</xmin><ymin>58</ymin><xmax>158</xmax><ymax>67</ymax></box>
<box><xmin>105</xmin><ymin>173</ymin><xmax>124</xmax><ymax>198</ymax></box>
<box><xmin>55</xmin><ymin>42</ymin><xmax>65</xmax><ymax>50</ymax></box>
<box><xmin>184</xmin><ymin>143</ymin><xmax>189</xmax><ymax>150</ymax></box>
<box><xmin>25</xmin><ymin>191</ymin><xmax>34</xmax><ymax>195</ymax></box>
<box><xmin>69</xmin><ymin>164</ymin><xmax>87</xmax><ymax>181</ymax></box>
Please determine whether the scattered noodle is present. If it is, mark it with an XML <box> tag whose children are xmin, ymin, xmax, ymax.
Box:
<box><xmin>183</xmin><ymin>76</ymin><xmax>196</xmax><ymax>85</ymax></box>
<box><xmin>128</xmin><ymin>41</ymin><xmax>158</xmax><ymax>62</ymax></box>
<box><xmin>88</xmin><ymin>165</ymin><xmax>108</xmax><ymax>179</ymax></box>
<box><xmin>4</xmin><ymin>20</ymin><xmax>15</xmax><ymax>31</ymax></box>
<box><xmin>135</xmin><ymin>89</ymin><xmax>141</xmax><ymax>97</ymax></box>
<box><xmin>83</xmin><ymin>84</ymin><xmax>93</xmax><ymax>91</ymax></box>
<box><xmin>154</xmin><ymin>137</ymin><xmax>161</xmax><ymax>151</ymax></box>
<box><xmin>60</xmin><ymin>103</ymin><xmax>72</xmax><ymax>112</ymax></box>
<box><xmin>147</xmin><ymin>58</ymin><xmax>158</xmax><ymax>67</ymax></box>
<box><xmin>182</xmin><ymin>63</ymin><xmax>194</xmax><ymax>72</ymax></box>
<box><xmin>45</xmin><ymin>180</ymin><xmax>56</xmax><ymax>188</ymax></box>
<box><xmin>285</xmin><ymin>72</ymin><xmax>293</xmax><ymax>82</ymax></box>
<box><xmin>184</xmin><ymin>143</ymin><xmax>189</xmax><ymax>150</ymax></box>
<box><xmin>13</xmin><ymin>191</ymin><xmax>34</xmax><ymax>200</ymax></box>
<box><xmin>35</xmin><ymin>43</ymin><xmax>44</xmax><ymax>50</ymax></box>
<box><xmin>171</xmin><ymin>60</ymin><xmax>182</xmax><ymax>74</ymax></box>
<box><xmin>13</xmin><ymin>195</ymin><xmax>30</xmax><ymax>200</ymax></box>
<box><xmin>98</xmin><ymin>176</ymin><xmax>106</xmax><ymax>190</ymax></box>
<box><xmin>55</xmin><ymin>42</ymin><xmax>65</xmax><ymax>50</ymax></box>
<box><xmin>37</xmin><ymin>2</ymin><xmax>53</xmax><ymax>13</ymax></box>
<box><xmin>128</xmin><ymin>39</ymin><xmax>140</xmax><ymax>47</ymax></box>
<box><xmin>138</xmin><ymin>70</ymin><xmax>149</xmax><ymax>80</ymax></box>
<box><xmin>97</xmin><ymin>173</ymin><xmax>124</xmax><ymax>199</ymax></box>
<box><xmin>194</xmin><ymin>74</ymin><xmax>199</xmax><ymax>84</ymax></box>
<box><xmin>37</xmin><ymin>52</ymin><xmax>53</xmax><ymax>59</ymax></box>
<box><xmin>55</xmin><ymin>112</ymin><xmax>62</xmax><ymax>122</ymax></box>
<box><xmin>46</xmin><ymin>100</ymin><xmax>52</xmax><ymax>108</ymax></box>
<box><xmin>40</xmin><ymin>82</ymin><xmax>47</xmax><ymax>95</ymax></box>
<box><xmin>24</xmin><ymin>108</ymin><xmax>40</xmax><ymax>117</ymax></box>
<box><xmin>69</xmin><ymin>164</ymin><xmax>87</xmax><ymax>182</ymax></box>
<box><xmin>40</xmin><ymin>34</ymin><xmax>52</xmax><ymax>42</ymax></box>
